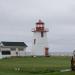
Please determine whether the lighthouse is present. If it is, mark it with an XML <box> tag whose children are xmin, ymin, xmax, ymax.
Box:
<box><xmin>32</xmin><ymin>20</ymin><xmax>49</xmax><ymax>56</ymax></box>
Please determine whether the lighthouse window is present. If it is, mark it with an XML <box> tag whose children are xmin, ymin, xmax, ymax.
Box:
<box><xmin>34</xmin><ymin>39</ymin><xmax>36</xmax><ymax>45</ymax></box>
<box><xmin>41</xmin><ymin>32</ymin><xmax>44</xmax><ymax>37</ymax></box>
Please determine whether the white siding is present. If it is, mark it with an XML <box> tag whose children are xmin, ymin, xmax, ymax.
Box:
<box><xmin>0</xmin><ymin>52</ymin><xmax>2</xmax><ymax>59</ymax></box>
<box><xmin>11</xmin><ymin>51</ymin><xmax>16</xmax><ymax>56</ymax></box>
<box><xmin>0</xmin><ymin>47</ymin><xmax>27</xmax><ymax>58</ymax></box>
<box><xmin>32</xmin><ymin>32</ymin><xmax>49</xmax><ymax>56</ymax></box>
<box><xmin>1</xmin><ymin>48</ymin><xmax>10</xmax><ymax>51</ymax></box>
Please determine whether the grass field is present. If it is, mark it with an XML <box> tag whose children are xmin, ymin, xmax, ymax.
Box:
<box><xmin>0</xmin><ymin>56</ymin><xmax>75</xmax><ymax>75</ymax></box>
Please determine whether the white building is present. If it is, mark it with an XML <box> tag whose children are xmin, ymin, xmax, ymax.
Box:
<box><xmin>0</xmin><ymin>41</ymin><xmax>27</xmax><ymax>59</ymax></box>
<box><xmin>32</xmin><ymin>20</ymin><xmax>49</xmax><ymax>56</ymax></box>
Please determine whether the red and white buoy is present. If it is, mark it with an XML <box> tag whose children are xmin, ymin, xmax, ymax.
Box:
<box><xmin>32</xmin><ymin>20</ymin><xmax>49</xmax><ymax>56</ymax></box>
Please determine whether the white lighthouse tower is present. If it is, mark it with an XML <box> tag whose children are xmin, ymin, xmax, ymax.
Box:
<box><xmin>32</xmin><ymin>20</ymin><xmax>49</xmax><ymax>56</ymax></box>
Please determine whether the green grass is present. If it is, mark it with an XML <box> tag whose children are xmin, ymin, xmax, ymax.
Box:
<box><xmin>0</xmin><ymin>56</ymin><xmax>75</xmax><ymax>75</ymax></box>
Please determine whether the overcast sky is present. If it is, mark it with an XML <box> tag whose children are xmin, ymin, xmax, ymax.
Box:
<box><xmin>0</xmin><ymin>0</ymin><xmax>75</xmax><ymax>52</ymax></box>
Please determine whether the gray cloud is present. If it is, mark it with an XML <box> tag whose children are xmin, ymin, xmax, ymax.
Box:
<box><xmin>0</xmin><ymin>0</ymin><xmax>75</xmax><ymax>52</ymax></box>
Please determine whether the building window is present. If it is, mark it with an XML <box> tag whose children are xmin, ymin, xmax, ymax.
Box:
<box><xmin>41</xmin><ymin>32</ymin><xmax>44</xmax><ymax>37</ymax></box>
<box><xmin>18</xmin><ymin>48</ymin><xmax>24</xmax><ymax>51</ymax></box>
<box><xmin>34</xmin><ymin>39</ymin><xmax>36</xmax><ymax>45</ymax></box>
<box><xmin>2</xmin><ymin>51</ymin><xmax>11</xmax><ymax>55</ymax></box>
<box><xmin>11</xmin><ymin>48</ymin><xmax>16</xmax><ymax>50</ymax></box>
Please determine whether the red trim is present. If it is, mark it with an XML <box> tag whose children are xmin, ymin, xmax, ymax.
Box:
<box><xmin>32</xmin><ymin>20</ymin><xmax>49</xmax><ymax>32</ymax></box>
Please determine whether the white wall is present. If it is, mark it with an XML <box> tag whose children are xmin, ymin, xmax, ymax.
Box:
<box><xmin>32</xmin><ymin>32</ymin><xmax>49</xmax><ymax>56</ymax></box>
<box><xmin>0</xmin><ymin>52</ymin><xmax>2</xmax><ymax>59</ymax></box>
<box><xmin>11</xmin><ymin>48</ymin><xmax>26</xmax><ymax>56</ymax></box>
<box><xmin>0</xmin><ymin>47</ymin><xmax>27</xmax><ymax>58</ymax></box>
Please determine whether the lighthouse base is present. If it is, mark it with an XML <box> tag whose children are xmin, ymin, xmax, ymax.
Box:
<box><xmin>32</xmin><ymin>48</ymin><xmax>49</xmax><ymax>57</ymax></box>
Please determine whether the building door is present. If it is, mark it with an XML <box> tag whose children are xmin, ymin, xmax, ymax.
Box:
<box><xmin>45</xmin><ymin>48</ymin><xmax>49</xmax><ymax>56</ymax></box>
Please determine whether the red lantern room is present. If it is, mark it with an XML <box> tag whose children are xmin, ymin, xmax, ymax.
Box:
<box><xmin>36</xmin><ymin>20</ymin><xmax>44</xmax><ymax>31</ymax></box>
<box><xmin>32</xmin><ymin>20</ymin><xmax>48</xmax><ymax>32</ymax></box>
